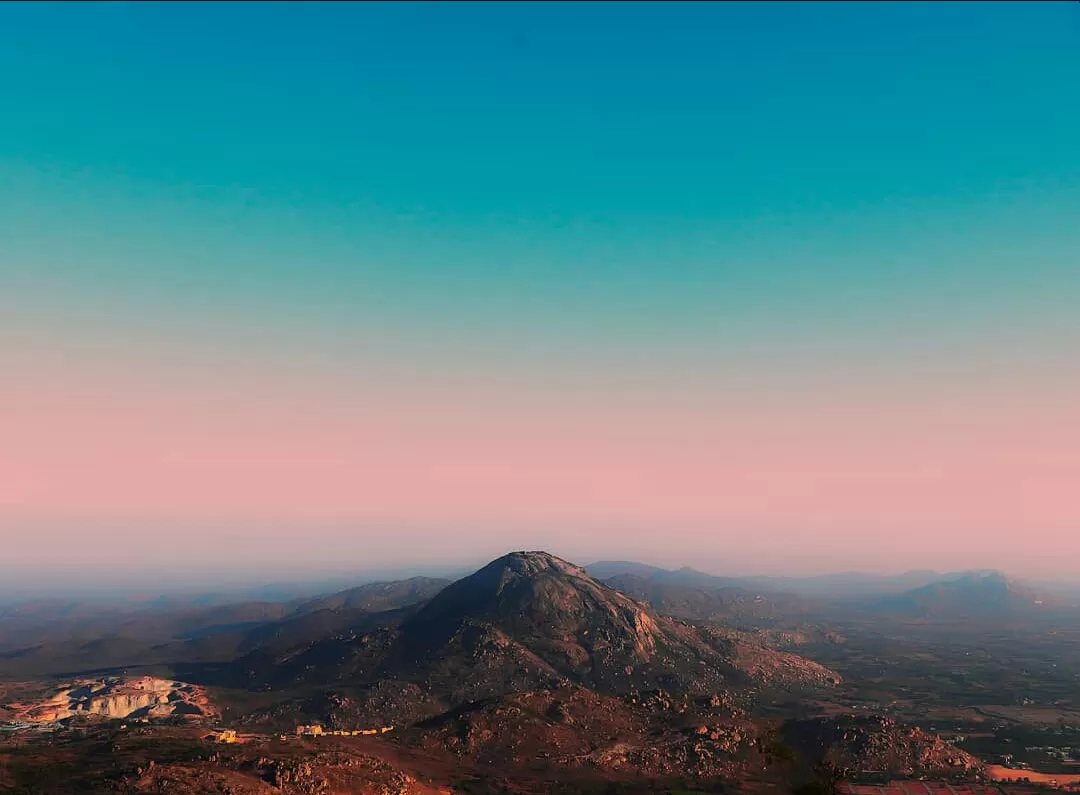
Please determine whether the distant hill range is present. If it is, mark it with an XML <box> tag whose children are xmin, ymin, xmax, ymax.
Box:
<box><xmin>586</xmin><ymin>561</ymin><xmax>950</xmax><ymax>599</ymax></box>
<box><xmin>3</xmin><ymin>557</ymin><xmax>1072</xmax><ymax>682</ymax></box>
<box><xmin>0</xmin><ymin>576</ymin><xmax>452</xmax><ymax>675</ymax></box>
<box><xmin>586</xmin><ymin>560</ymin><xmax>1079</xmax><ymax>607</ymax></box>
<box><xmin>870</xmin><ymin>570</ymin><xmax>1048</xmax><ymax>617</ymax></box>
<box><xmin>291</xmin><ymin>576</ymin><xmax>451</xmax><ymax>616</ymax></box>
<box><xmin>585</xmin><ymin>561</ymin><xmax>1080</xmax><ymax>623</ymax></box>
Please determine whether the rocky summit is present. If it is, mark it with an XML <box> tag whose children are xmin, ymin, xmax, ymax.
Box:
<box><xmin>403</xmin><ymin>551</ymin><xmax>666</xmax><ymax>668</ymax></box>
<box><xmin>217</xmin><ymin>552</ymin><xmax>839</xmax><ymax>742</ymax></box>
<box><xmin>391</xmin><ymin>552</ymin><xmax>836</xmax><ymax>701</ymax></box>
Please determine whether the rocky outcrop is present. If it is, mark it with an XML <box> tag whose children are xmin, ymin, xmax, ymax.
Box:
<box><xmin>783</xmin><ymin>715</ymin><xmax>985</xmax><ymax>778</ymax></box>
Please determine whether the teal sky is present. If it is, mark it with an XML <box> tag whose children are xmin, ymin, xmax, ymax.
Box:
<box><xmin>2</xmin><ymin>2</ymin><xmax>1079</xmax><ymax>587</ymax></box>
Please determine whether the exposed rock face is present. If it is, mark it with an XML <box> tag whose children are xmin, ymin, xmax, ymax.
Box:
<box><xmin>12</xmin><ymin>676</ymin><xmax>212</xmax><ymax>723</ymax></box>
<box><xmin>402</xmin><ymin>551</ymin><xmax>669</xmax><ymax>675</ymax></box>
<box><xmin>79</xmin><ymin>691</ymin><xmax>168</xmax><ymax>718</ymax></box>
<box><xmin>405</xmin><ymin>551</ymin><xmax>663</xmax><ymax>658</ymax></box>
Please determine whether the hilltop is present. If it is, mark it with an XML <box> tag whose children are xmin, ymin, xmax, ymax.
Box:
<box><xmin>195</xmin><ymin>552</ymin><xmax>837</xmax><ymax>730</ymax></box>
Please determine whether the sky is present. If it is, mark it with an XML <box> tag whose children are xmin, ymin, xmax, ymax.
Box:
<box><xmin>1</xmin><ymin>1</ymin><xmax>1079</xmax><ymax>590</ymax></box>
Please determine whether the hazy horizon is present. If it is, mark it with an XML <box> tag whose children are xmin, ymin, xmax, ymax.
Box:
<box><xmin>0</xmin><ymin>530</ymin><xmax>1071</xmax><ymax>600</ymax></box>
<box><xmin>3</xmin><ymin>3</ymin><xmax>1078</xmax><ymax>587</ymax></box>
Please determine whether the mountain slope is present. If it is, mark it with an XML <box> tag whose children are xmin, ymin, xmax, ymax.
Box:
<box><xmin>293</xmin><ymin>577</ymin><xmax>450</xmax><ymax>615</ymax></box>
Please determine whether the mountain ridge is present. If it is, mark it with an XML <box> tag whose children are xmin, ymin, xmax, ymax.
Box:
<box><xmin>873</xmin><ymin>570</ymin><xmax>1046</xmax><ymax>617</ymax></box>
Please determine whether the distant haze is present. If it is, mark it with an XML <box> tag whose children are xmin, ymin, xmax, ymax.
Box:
<box><xmin>1</xmin><ymin>2</ymin><xmax>1078</xmax><ymax>588</ymax></box>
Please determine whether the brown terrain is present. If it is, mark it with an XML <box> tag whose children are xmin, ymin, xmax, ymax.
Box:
<box><xmin>2</xmin><ymin>552</ymin><xmax>1076</xmax><ymax>794</ymax></box>
<box><xmin>782</xmin><ymin>716</ymin><xmax>985</xmax><ymax>779</ymax></box>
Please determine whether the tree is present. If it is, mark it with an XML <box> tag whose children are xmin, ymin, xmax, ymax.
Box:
<box><xmin>793</xmin><ymin>761</ymin><xmax>844</xmax><ymax>795</ymax></box>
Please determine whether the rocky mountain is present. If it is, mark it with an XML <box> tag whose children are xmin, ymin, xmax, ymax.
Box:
<box><xmin>402</xmin><ymin>552</ymin><xmax>671</xmax><ymax>668</ymax></box>
<box><xmin>210</xmin><ymin>552</ymin><xmax>839</xmax><ymax>735</ymax></box>
<box><xmin>399</xmin><ymin>552</ymin><xmax>841</xmax><ymax>698</ymax></box>
<box><xmin>872</xmin><ymin>570</ymin><xmax>1044</xmax><ymax>617</ymax></box>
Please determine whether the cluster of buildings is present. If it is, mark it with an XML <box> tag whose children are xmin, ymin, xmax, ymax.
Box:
<box><xmin>206</xmin><ymin>725</ymin><xmax>395</xmax><ymax>744</ymax></box>
<box><xmin>295</xmin><ymin>724</ymin><xmax>393</xmax><ymax>738</ymax></box>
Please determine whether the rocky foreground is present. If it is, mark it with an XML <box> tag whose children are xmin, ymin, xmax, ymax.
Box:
<box><xmin>0</xmin><ymin>553</ymin><xmax>1001</xmax><ymax>793</ymax></box>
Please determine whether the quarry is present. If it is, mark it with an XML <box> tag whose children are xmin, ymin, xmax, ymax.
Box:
<box><xmin>6</xmin><ymin>676</ymin><xmax>214</xmax><ymax>723</ymax></box>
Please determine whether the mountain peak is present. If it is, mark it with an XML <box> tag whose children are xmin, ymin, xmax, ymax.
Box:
<box><xmin>407</xmin><ymin>551</ymin><xmax>637</xmax><ymax>628</ymax></box>
<box><xmin>212</xmin><ymin>551</ymin><xmax>842</xmax><ymax>715</ymax></box>
<box><xmin>493</xmin><ymin>551</ymin><xmax>585</xmax><ymax>578</ymax></box>
<box><xmin>402</xmin><ymin>551</ymin><xmax>668</xmax><ymax>671</ymax></box>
